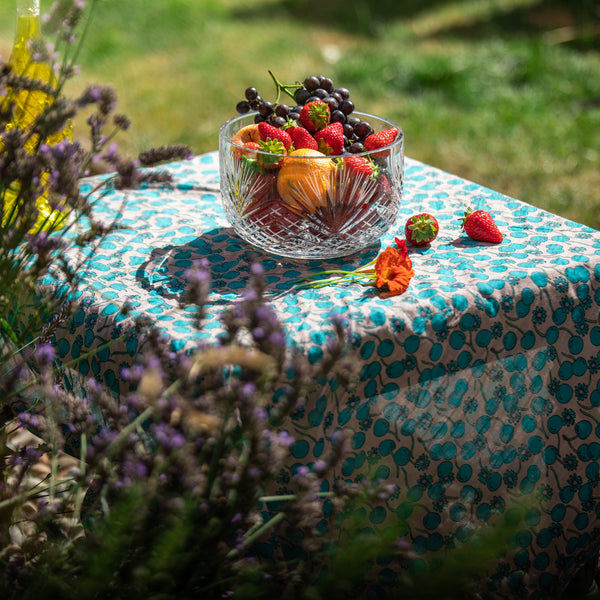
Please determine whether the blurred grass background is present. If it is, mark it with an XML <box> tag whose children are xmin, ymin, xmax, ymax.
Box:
<box><xmin>0</xmin><ymin>0</ymin><xmax>599</xmax><ymax>226</ymax></box>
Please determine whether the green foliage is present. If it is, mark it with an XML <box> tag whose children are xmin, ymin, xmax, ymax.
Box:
<box><xmin>0</xmin><ymin>0</ymin><xmax>586</xmax><ymax>228</ymax></box>
<box><xmin>1</xmin><ymin>1</ymin><xmax>595</xmax><ymax>228</ymax></box>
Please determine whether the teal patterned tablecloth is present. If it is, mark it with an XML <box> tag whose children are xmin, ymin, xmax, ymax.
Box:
<box><xmin>53</xmin><ymin>151</ymin><xmax>600</xmax><ymax>598</ymax></box>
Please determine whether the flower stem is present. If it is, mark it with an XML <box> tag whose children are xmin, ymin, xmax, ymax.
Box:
<box><xmin>71</xmin><ymin>432</ymin><xmax>87</xmax><ymax>525</ymax></box>
<box><xmin>226</xmin><ymin>511</ymin><xmax>286</xmax><ymax>560</ymax></box>
<box><xmin>293</xmin><ymin>265</ymin><xmax>376</xmax><ymax>291</ymax></box>
<box><xmin>259</xmin><ymin>491</ymin><xmax>335</xmax><ymax>503</ymax></box>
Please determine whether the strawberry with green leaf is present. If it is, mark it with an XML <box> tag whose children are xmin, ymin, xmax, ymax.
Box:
<box><xmin>299</xmin><ymin>100</ymin><xmax>330</xmax><ymax>132</ymax></box>
<box><xmin>255</xmin><ymin>122</ymin><xmax>292</xmax><ymax>169</ymax></box>
<box><xmin>258</xmin><ymin>122</ymin><xmax>292</xmax><ymax>151</ymax></box>
<box><xmin>343</xmin><ymin>155</ymin><xmax>379</xmax><ymax>179</ymax></box>
<box><xmin>405</xmin><ymin>213</ymin><xmax>439</xmax><ymax>246</ymax></box>
<box><xmin>460</xmin><ymin>207</ymin><xmax>503</xmax><ymax>243</ymax></box>
<box><xmin>256</xmin><ymin>139</ymin><xmax>286</xmax><ymax>169</ymax></box>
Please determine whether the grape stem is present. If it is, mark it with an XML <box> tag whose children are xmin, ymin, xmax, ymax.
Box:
<box><xmin>268</xmin><ymin>70</ymin><xmax>300</xmax><ymax>104</ymax></box>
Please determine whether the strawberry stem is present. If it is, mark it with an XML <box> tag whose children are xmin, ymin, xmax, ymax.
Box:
<box><xmin>459</xmin><ymin>206</ymin><xmax>474</xmax><ymax>231</ymax></box>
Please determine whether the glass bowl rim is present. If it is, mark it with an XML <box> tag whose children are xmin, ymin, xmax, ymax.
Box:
<box><xmin>219</xmin><ymin>110</ymin><xmax>404</xmax><ymax>160</ymax></box>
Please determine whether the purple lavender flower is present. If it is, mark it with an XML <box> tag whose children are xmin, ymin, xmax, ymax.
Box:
<box><xmin>34</xmin><ymin>342</ymin><xmax>56</xmax><ymax>367</ymax></box>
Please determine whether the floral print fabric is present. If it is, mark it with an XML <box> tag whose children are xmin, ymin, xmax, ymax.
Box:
<box><xmin>48</xmin><ymin>152</ymin><xmax>600</xmax><ymax>598</ymax></box>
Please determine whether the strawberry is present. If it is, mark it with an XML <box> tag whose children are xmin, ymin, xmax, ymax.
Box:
<box><xmin>364</xmin><ymin>128</ymin><xmax>400</xmax><ymax>152</ymax></box>
<box><xmin>405</xmin><ymin>213</ymin><xmax>439</xmax><ymax>246</ymax></box>
<box><xmin>288</xmin><ymin>125</ymin><xmax>318</xmax><ymax>151</ymax></box>
<box><xmin>246</xmin><ymin>170</ymin><xmax>277</xmax><ymax>203</ymax></box>
<box><xmin>314</xmin><ymin>122</ymin><xmax>344</xmax><ymax>156</ymax></box>
<box><xmin>460</xmin><ymin>207</ymin><xmax>503</xmax><ymax>243</ymax></box>
<box><xmin>299</xmin><ymin>100</ymin><xmax>330</xmax><ymax>132</ymax></box>
<box><xmin>257</xmin><ymin>122</ymin><xmax>292</xmax><ymax>151</ymax></box>
<box><xmin>244</xmin><ymin>195</ymin><xmax>304</xmax><ymax>237</ymax></box>
<box><xmin>240</xmin><ymin>141</ymin><xmax>259</xmax><ymax>159</ymax></box>
<box><xmin>343</xmin><ymin>155</ymin><xmax>379</xmax><ymax>179</ymax></box>
<box><xmin>256</xmin><ymin>138</ymin><xmax>286</xmax><ymax>169</ymax></box>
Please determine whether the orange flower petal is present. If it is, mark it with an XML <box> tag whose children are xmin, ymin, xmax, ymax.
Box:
<box><xmin>374</xmin><ymin>246</ymin><xmax>415</xmax><ymax>297</ymax></box>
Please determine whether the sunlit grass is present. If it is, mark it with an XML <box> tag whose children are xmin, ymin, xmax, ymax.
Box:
<box><xmin>338</xmin><ymin>32</ymin><xmax>600</xmax><ymax>224</ymax></box>
<box><xmin>0</xmin><ymin>0</ymin><xmax>598</xmax><ymax>226</ymax></box>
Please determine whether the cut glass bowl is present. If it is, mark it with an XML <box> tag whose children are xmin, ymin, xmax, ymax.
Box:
<box><xmin>218</xmin><ymin>111</ymin><xmax>403</xmax><ymax>259</ymax></box>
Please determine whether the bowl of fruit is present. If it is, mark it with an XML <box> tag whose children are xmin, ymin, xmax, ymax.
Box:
<box><xmin>218</xmin><ymin>73</ymin><xmax>404</xmax><ymax>259</ymax></box>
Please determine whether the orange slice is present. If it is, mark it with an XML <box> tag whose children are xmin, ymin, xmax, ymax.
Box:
<box><xmin>276</xmin><ymin>148</ymin><xmax>335</xmax><ymax>213</ymax></box>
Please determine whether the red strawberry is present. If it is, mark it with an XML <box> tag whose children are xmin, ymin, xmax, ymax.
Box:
<box><xmin>405</xmin><ymin>213</ymin><xmax>439</xmax><ymax>246</ymax></box>
<box><xmin>460</xmin><ymin>207</ymin><xmax>503</xmax><ymax>243</ymax></box>
<box><xmin>244</xmin><ymin>195</ymin><xmax>304</xmax><ymax>237</ymax></box>
<box><xmin>299</xmin><ymin>100</ymin><xmax>330</xmax><ymax>132</ymax></box>
<box><xmin>288</xmin><ymin>125</ymin><xmax>318</xmax><ymax>151</ymax></box>
<box><xmin>314</xmin><ymin>122</ymin><xmax>344</xmax><ymax>156</ymax></box>
<box><xmin>240</xmin><ymin>141</ymin><xmax>259</xmax><ymax>159</ymax></box>
<box><xmin>343</xmin><ymin>155</ymin><xmax>379</xmax><ymax>179</ymax></box>
<box><xmin>257</xmin><ymin>122</ymin><xmax>292</xmax><ymax>151</ymax></box>
<box><xmin>364</xmin><ymin>128</ymin><xmax>400</xmax><ymax>152</ymax></box>
<box><xmin>246</xmin><ymin>170</ymin><xmax>277</xmax><ymax>203</ymax></box>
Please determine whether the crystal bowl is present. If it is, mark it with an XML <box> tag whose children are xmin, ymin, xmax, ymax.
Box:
<box><xmin>218</xmin><ymin>111</ymin><xmax>403</xmax><ymax>259</ymax></box>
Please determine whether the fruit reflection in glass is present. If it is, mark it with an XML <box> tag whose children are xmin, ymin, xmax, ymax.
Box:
<box><xmin>219</xmin><ymin>111</ymin><xmax>403</xmax><ymax>260</ymax></box>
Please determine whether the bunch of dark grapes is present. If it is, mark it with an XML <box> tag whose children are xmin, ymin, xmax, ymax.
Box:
<box><xmin>235</xmin><ymin>75</ymin><xmax>375</xmax><ymax>154</ymax></box>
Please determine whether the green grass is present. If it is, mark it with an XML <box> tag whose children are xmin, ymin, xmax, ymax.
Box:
<box><xmin>0</xmin><ymin>0</ymin><xmax>599</xmax><ymax>227</ymax></box>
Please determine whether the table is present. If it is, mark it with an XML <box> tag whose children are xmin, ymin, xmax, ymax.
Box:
<box><xmin>50</xmin><ymin>151</ymin><xmax>600</xmax><ymax>598</ymax></box>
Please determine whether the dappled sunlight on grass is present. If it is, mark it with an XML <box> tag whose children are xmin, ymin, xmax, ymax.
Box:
<box><xmin>402</xmin><ymin>0</ymin><xmax>544</xmax><ymax>37</ymax></box>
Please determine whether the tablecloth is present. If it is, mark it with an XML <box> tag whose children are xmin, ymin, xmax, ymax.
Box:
<box><xmin>49</xmin><ymin>151</ymin><xmax>600</xmax><ymax>598</ymax></box>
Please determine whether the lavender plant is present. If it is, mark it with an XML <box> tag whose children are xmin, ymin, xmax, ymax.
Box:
<box><xmin>2</xmin><ymin>259</ymin><xmax>416</xmax><ymax>599</ymax></box>
<box><xmin>0</xmin><ymin>0</ymin><xmax>191</xmax><ymax>366</ymax></box>
<box><xmin>1</xmin><ymin>262</ymin><xmax>538</xmax><ymax>600</ymax></box>
<box><xmin>0</xmin><ymin>0</ymin><xmax>189</xmax><ymax>586</ymax></box>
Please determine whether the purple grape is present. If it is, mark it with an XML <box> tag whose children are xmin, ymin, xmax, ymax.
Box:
<box><xmin>340</xmin><ymin>99</ymin><xmax>354</xmax><ymax>115</ymax></box>
<box><xmin>331</xmin><ymin>110</ymin><xmax>346</xmax><ymax>124</ymax></box>
<box><xmin>271</xmin><ymin>116</ymin><xmax>286</xmax><ymax>127</ymax></box>
<box><xmin>275</xmin><ymin>104</ymin><xmax>290</xmax><ymax>117</ymax></box>
<box><xmin>318</xmin><ymin>76</ymin><xmax>334</xmax><ymax>92</ymax></box>
<box><xmin>245</xmin><ymin>87</ymin><xmax>259</xmax><ymax>101</ymax></box>
<box><xmin>354</xmin><ymin>121</ymin><xmax>373</xmax><ymax>138</ymax></box>
<box><xmin>324</xmin><ymin>96</ymin><xmax>339</xmax><ymax>111</ymax></box>
<box><xmin>236</xmin><ymin>100</ymin><xmax>251</xmax><ymax>114</ymax></box>
<box><xmin>249</xmin><ymin>95</ymin><xmax>263</xmax><ymax>109</ymax></box>
<box><xmin>304</xmin><ymin>76</ymin><xmax>320</xmax><ymax>90</ymax></box>
<box><xmin>294</xmin><ymin>87</ymin><xmax>311</xmax><ymax>104</ymax></box>
<box><xmin>258</xmin><ymin>101</ymin><xmax>274</xmax><ymax>117</ymax></box>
